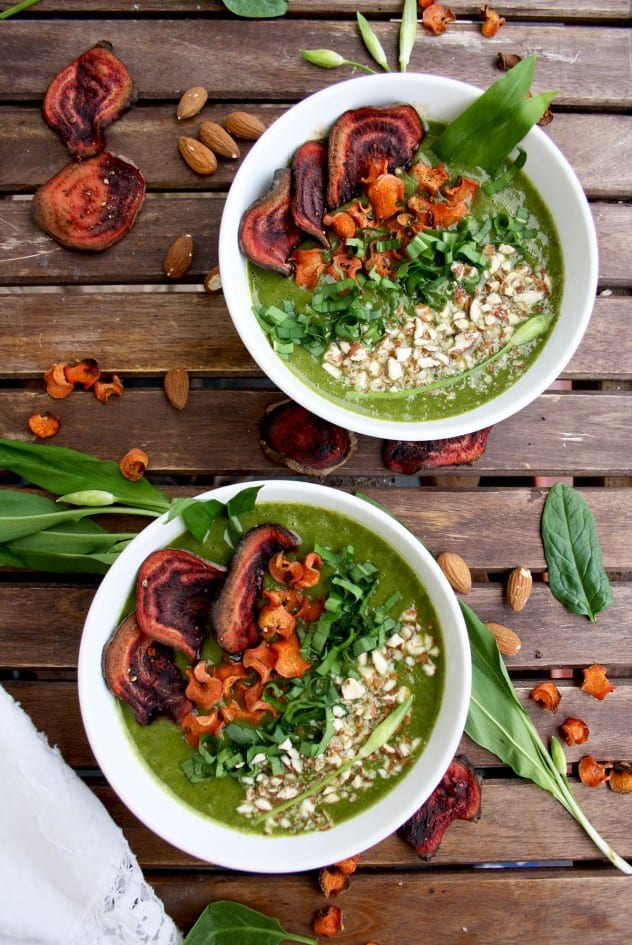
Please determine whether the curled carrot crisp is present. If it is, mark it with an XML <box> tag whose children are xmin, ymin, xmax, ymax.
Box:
<box><xmin>560</xmin><ymin>717</ymin><xmax>590</xmax><ymax>747</ymax></box>
<box><xmin>422</xmin><ymin>3</ymin><xmax>456</xmax><ymax>34</ymax></box>
<box><xmin>93</xmin><ymin>374</ymin><xmax>124</xmax><ymax>403</ymax></box>
<box><xmin>529</xmin><ymin>680</ymin><xmax>561</xmax><ymax>712</ymax></box>
<box><xmin>64</xmin><ymin>357</ymin><xmax>100</xmax><ymax>389</ymax></box>
<box><xmin>318</xmin><ymin>867</ymin><xmax>350</xmax><ymax>898</ymax></box>
<box><xmin>44</xmin><ymin>362</ymin><xmax>74</xmax><ymax>399</ymax></box>
<box><xmin>28</xmin><ymin>411</ymin><xmax>61</xmax><ymax>439</ymax></box>
<box><xmin>609</xmin><ymin>763</ymin><xmax>632</xmax><ymax>795</ymax></box>
<box><xmin>578</xmin><ymin>755</ymin><xmax>611</xmax><ymax>788</ymax></box>
<box><xmin>481</xmin><ymin>5</ymin><xmax>506</xmax><ymax>37</ymax></box>
<box><xmin>313</xmin><ymin>906</ymin><xmax>344</xmax><ymax>938</ymax></box>
<box><xmin>335</xmin><ymin>855</ymin><xmax>359</xmax><ymax>875</ymax></box>
<box><xmin>580</xmin><ymin>663</ymin><xmax>615</xmax><ymax>700</ymax></box>
<box><xmin>119</xmin><ymin>447</ymin><xmax>149</xmax><ymax>481</ymax></box>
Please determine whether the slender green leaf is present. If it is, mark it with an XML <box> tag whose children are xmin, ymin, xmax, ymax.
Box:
<box><xmin>0</xmin><ymin>490</ymin><xmax>158</xmax><ymax>542</ymax></box>
<box><xmin>0</xmin><ymin>439</ymin><xmax>170</xmax><ymax>513</ymax></box>
<box><xmin>434</xmin><ymin>56</ymin><xmax>558</xmax><ymax>175</ymax></box>
<box><xmin>357</xmin><ymin>12</ymin><xmax>391</xmax><ymax>72</ymax></box>
<box><xmin>359</xmin><ymin>693</ymin><xmax>412</xmax><ymax>757</ymax></box>
<box><xmin>221</xmin><ymin>0</ymin><xmax>287</xmax><ymax>17</ymax></box>
<box><xmin>183</xmin><ymin>900</ymin><xmax>317</xmax><ymax>945</ymax></box>
<box><xmin>541</xmin><ymin>483</ymin><xmax>612</xmax><ymax>621</ymax></box>
<box><xmin>399</xmin><ymin>0</ymin><xmax>417</xmax><ymax>72</ymax></box>
<box><xmin>0</xmin><ymin>0</ymin><xmax>42</xmax><ymax>18</ymax></box>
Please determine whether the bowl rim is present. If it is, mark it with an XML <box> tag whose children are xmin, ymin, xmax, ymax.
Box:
<box><xmin>219</xmin><ymin>71</ymin><xmax>598</xmax><ymax>441</ymax></box>
<box><xmin>78</xmin><ymin>479</ymin><xmax>470</xmax><ymax>873</ymax></box>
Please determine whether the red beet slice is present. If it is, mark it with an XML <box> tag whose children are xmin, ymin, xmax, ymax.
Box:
<box><xmin>260</xmin><ymin>399</ymin><xmax>357</xmax><ymax>475</ymax></box>
<box><xmin>213</xmin><ymin>523</ymin><xmax>300</xmax><ymax>654</ymax></box>
<box><xmin>136</xmin><ymin>549</ymin><xmax>227</xmax><ymax>661</ymax></box>
<box><xmin>383</xmin><ymin>428</ymin><xmax>492</xmax><ymax>474</ymax></box>
<box><xmin>327</xmin><ymin>104</ymin><xmax>424</xmax><ymax>208</ymax></box>
<box><xmin>398</xmin><ymin>755</ymin><xmax>482</xmax><ymax>859</ymax></box>
<box><xmin>103</xmin><ymin>612</ymin><xmax>193</xmax><ymax>725</ymax></box>
<box><xmin>32</xmin><ymin>152</ymin><xmax>146</xmax><ymax>252</ymax></box>
<box><xmin>292</xmin><ymin>139</ymin><xmax>329</xmax><ymax>247</ymax></box>
<box><xmin>43</xmin><ymin>41</ymin><xmax>136</xmax><ymax>159</ymax></box>
<box><xmin>238</xmin><ymin>168</ymin><xmax>302</xmax><ymax>276</ymax></box>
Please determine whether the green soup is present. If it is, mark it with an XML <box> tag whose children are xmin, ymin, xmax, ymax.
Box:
<box><xmin>120</xmin><ymin>502</ymin><xmax>444</xmax><ymax>836</ymax></box>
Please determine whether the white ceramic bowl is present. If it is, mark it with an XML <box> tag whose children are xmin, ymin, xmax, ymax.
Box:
<box><xmin>78</xmin><ymin>480</ymin><xmax>470</xmax><ymax>873</ymax></box>
<box><xmin>219</xmin><ymin>72</ymin><xmax>597</xmax><ymax>441</ymax></box>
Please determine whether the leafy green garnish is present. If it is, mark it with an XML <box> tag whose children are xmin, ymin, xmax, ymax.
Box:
<box><xmin>167</xmin><ymin>486</ymin><xmax>262</xmax><ymax>544</ymax></box>
<box><xmin>183</xmin><ymin>901</ymin><xmax>316</xmax><ymax>945</ymax></box>
<box><xmin>434</xmin><ymin>56</ymin><xmax>558</xmax><ymax>175</ymax></box>
<box><xmin>221</xmin><ymin>0</ymin><xmax>287</xmax><ymax>17</ymax></box>
<box><xmin>541</xmin><ymin>482</ymin><xmax>612</xmax><ymax>621</ymax></box>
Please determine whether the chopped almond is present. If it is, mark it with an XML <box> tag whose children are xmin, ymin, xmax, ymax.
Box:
<box><xmin>422</xmin><ymin>3</ymin><xmax>456</xmax><ymax>34</ymax></box>
<box><xmin>28</xmin><ymin>411</ymin><xmax>61</xmax><ymax>438</ymax></box>
<box><xmin>118</xmin><ymin>447</ymin><xmax>149</xmax><ymax>481</ymax></box>
<box><xmin>581</xmin><ymin>664</ymin><xmax>615</xmax><ymax>700</ymax></box>
<box><xmin>313</xmin><ymin>906</ymin><xmax>344</xmax><ymax>938</ymax></box>
<box><xmin>318</xmin><ymin>867</ymin><xmax>350</xmax><ymax>898</ymax></box>
<box><xmin>64</xmin><ymin>357</ymin><xmax>100</xmax><ymax>389</ymax></box>
<box><xmin>529</xmin><ymin>680</ymin><xmax>561</xmax><ymax>713</ymax></box>
<box><xmin>560</xmin><ymin>717</ymin><xmax>590</xmax><ymax>747</ymax></box>
<box><xmin>481</xmin><ymin>5</ymin><xmax>506</xmax><ymax>37</ymax></box>
<box><xmin>44</xmin><ymin>362</ymin><xmax>74</xmax><ymax>399</ymax></box>
<box><xmin>578</xmin><ymin>755</ymin><xmax>611</xmax><ymax>788</ymax></box>
<box><xmin>93</xmin><ymin>374</ymin><xmax>124</xmax><ymax>403</ymax></box>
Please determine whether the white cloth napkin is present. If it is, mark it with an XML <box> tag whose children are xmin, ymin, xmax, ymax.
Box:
<box><xmin>0</xmin><ymin>684</ymin><xmax>182</xmax><ymax>945</ymax></box>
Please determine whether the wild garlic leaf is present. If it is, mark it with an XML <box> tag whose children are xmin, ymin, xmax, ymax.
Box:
<box><xmin>541</xmin><ymin>482</ymin><xmax>612</xmax><ymax>621</ymax></box>
<box><xmin>182</xmin><ymin>900</ymin><xmax>317</xmax><ymax>945</ymax></box>
<box><xmin>222</xmin><ymin>0</ymin><xmax>287</xmax><ymax>17</ymax></box>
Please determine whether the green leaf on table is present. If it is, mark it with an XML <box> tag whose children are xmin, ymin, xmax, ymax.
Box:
<box><xmin>182</xmin><ymin>900</ymin><xmax>317</xmax><ymax>945</ymax></box>
<box><xmin>222</xmin><ymin>0</ymin><xmax>287</xmax><ymax>17</ymax></box>
<box><xmin>541</xmin><ymin>482</ymin><xmax>612</xmax><ymax>621</ymax></box>
<box><xmin>433</xmin><ymin>56</ymin><xmax>558</xmax><ymax>175</ymax></box>
<box><xmin>399</xmin><ymin>0</ymin><xmax>418</xmax><ymax>72</ymax></box>
<box><xmin>357</xmin><ymin>12</ymin><xmax>391</xmax><ymax>72</ymax></box>
<box><xmin>0</xmin><ymin>439</ymin><xmax>170</xmax><ymax>513</ymax></box>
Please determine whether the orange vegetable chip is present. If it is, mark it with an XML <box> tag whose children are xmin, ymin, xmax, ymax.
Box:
<box><xmin>367</xmin><ymin>172</ymin><xmax>405</xmax><ymax>221</ymax></box>
<box><xmin>560</xmin><ymin>717</ymin><xmax>590</xmax><ymax>747</ymax></box>
<box><xmin>270</xmin><ymin>632</ymin><xmax>312</xmax><ymax>679</ymax></box>
<box><xmin>94</xmin><ymin>374</ymin><xmax>124</xmax><ymax>403</ymax></box>
<box><xmin>44</xmin><ymin>362</ymin><xmax>74</xmax><ymax>399</ymax></box>
<box><xmin>258</xmin><ymin>603</ymin><xmax>297</xmax><ymax>640</ymax></box>
<box><xmin>180</xmin><ymin>709</ymin><xmax>222</xmax><ymax>748</ymax></box>
<box><xmin>28</xmin><ymin>411</ymin><xmax>61</xmax><ymax>438</ymax></box>
<box><xmin>422</xmin><ymin>3</ymin><xmax>456</xmax><ymax>35</ymax></box>
<box><xmin>313</xmin><ymin>906</ymin><xmax>344</xmax><ymax>938</ymax></box>
<box><xmin>609</xmin><ymin>762</ymin><xmax>632</xmax><ymax>795</ymax></box>
<box><xmin>119</xmin><ymin>447</ymin><xmax>149</xmax><ymax>481</ymax></box>
<box><xmin>318</xmin><ymin>867</ymin><xmax>350</xmax><ymax>898</ymax></box>
<box><xmin>580</xmin><ymin>663</ymin><xmax>615</xmax><ymax>700</ymax></box>
<box><xmin>243</xmin><ymin>639</ymin><xmax>277</xmax><ymax>682</ymax></box>
<box><xmin>64</xmin><ymin>357</ymin><xmax>100</xmax><ymax>389</ymax></box>
<box><xmin>529</xmin><ymin>680</ymin><xmax>561</xmax><ymax>713</ymax></box>
<box><xmin>335</xmin><ymin>855</ymin><xmax>359</xmax><ymax>875</ymax></box>
<box><xmin>481</xmin><ymin>4</ymin><xmax>506</xmax><ymax>37</ymax></box>
<box><xmin>578</xmin><ymin>755</ymin><xmax>611</xmax><ymax>788</ymax></box>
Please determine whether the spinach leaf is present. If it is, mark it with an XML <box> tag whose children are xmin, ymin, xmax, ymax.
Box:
<box><xmin>222</xmin><ymin>0</ymin><xmax>287</xmax><ymax>17</ymax></box>
<box><xmin>183</xmin><ymin>900</ymin><xmax>316</xmax><ymax>945</ymax></box>
<box><xmin>541</xmin><ymin>482</ymin><xmax>612</xmax><ymax>621</ymax></box>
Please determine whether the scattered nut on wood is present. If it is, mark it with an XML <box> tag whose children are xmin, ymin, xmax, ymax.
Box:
<box><xmin>485</xmin><ymin>622</ymin><xmax>522</xmax><ymax>656</ymax></box>
<box><xmin>224</xmin><ymin>110</ymin><xmax>266</xmax><ymax>140</ymax></box>
<box><xmin>178</xmin><ymin>135</ymin><xmax>218</xmax><ymax>175</ymax></box>
<box><xmin>164</xmin><ymin>233</ymin><xmax>194</xmax><ymax>279</ymax></box>
<box><xmin>203</xmin><ymin>265</ymin><xmax>222</xmax><ymax>295</ymax></box>
<box><xmin>164</xmin><ymin>368</ymin><xmax>190</xmax><ymax>410</ymax></box>
<box><xmin>437</xmin><ymin>551</ymin><xmax>472</xmax><ymax>594</ymax></box>
<box><xmin>176</xmin><ymin>85</ymin><xmax>208</xmax><ymax>120</ymax></box>
<box><xmin>199</xmin><ymin>120</ymin><xmax>240</xmax><ymax>159</ymax></box>
<box><xmin>506</xmin><ymin>566</ymin><xmax>532</xmax><ymax>612</ymax></box>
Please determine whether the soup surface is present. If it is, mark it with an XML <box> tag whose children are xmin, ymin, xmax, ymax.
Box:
<box><xmin>120</xmin><ymin>501</ymin><xmax>444</xmax><ymax>835</ymax></box>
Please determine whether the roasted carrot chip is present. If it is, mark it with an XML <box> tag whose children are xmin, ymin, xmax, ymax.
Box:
<box><xmin>529</xmin><ymin>680</ymin><xmax>561</xmax><ymax>712</ymax></box>
<box><xmin>293</xmin><ymin>247</ymin><xmax>327</xmax><ymax>290</ymax></box>
<box><xmin>578</xmin><ymin>755</ymin><xmax>611</xmax><ymax>788</ymax></box>
<box><xmin>313</xmin><ymin>906</ymin><xmax>344</xmax><ymax>938</ymax></box>
<box><xmin>560</xmin><ymin>717</ymin><xmax>590</xmax><ymax>747</ymax></box>
<box><xmin>581</xmin><ymin>663</ymin><xmax>615</xmax><ymax>700</ymax></box>
<box><xmin>271</xmin><ymin>632</ymin><xmax>312</xmax><ymax>679</ymax></box>
<box><xmin>268</xmin><ymin>551</ymin><xmax>303</xmax><ymax>585</ymax></box>
<box><xmin>322</xmin><ymin>211</ymin><xmax>357</xmax><ymax>240</ymax></box>
<box><xmin>119</xmin><ymin>447</ymin><xmax>149</xmax><ymax>481</ymax></box>
<box><xmin>28</xmin><ymin>411</ymin><xmax>61</xmax><ymax>439</ymax></box>
<box><xmin>291</xmin><ymin>552</ymin><xmax>322</xmax><ymax>589</ymax></box>
<box><xmin>422</xmin><ymin>3</ymin><xmax>456</xmax><ymax>34</ymax></box>
<box><xmin>185</xmin><ymin>670</ymin><xmax>223</xmax><ymax>709</ymax></box>
<box><xmin>481</xmin><ymin>5</ymin><xmax>506</xmax><ymax>37</ymax></box>
<box><xmin>180</xmin><ymin>708</ymin><xmax>222</xmax><ymax>748</ymax></box>
<box><xmin>243</xmin><ymin>639</ymin><xmax>277</xmax><ymax>682</ymax></box>
<box><xmin>609</xmin><ymin>762</ymin><xmax>632</xmax><ymax>795</ymax></box>
<box><xmin>335</xmin><ymin>855</ymin><xmax>359</xmax><ymax>875</ymax></box>
<box><xmin>64</xmin><ymin>357</ymin><xmax>101</xmax><ymax>389</ymax></box>
<box><xmin>258</xmin><ymin>604</ymin><xmax>297</xmax><ymax>640</ymax></box>
<box><xmin>411</xmin><ymin>161</ymin><xmax>450</xmax><ymax>196</ymax></box>
<box><xmin>94</xmin><ymin>374</ymin><xmax>124</xmax><ymax>403</ymax></box>
<box><xmin>318</xmin><ymin>867</ymin><xmax>350</xmax><ymax>898</ymax></box>
<box><xmin>44</xmin><ymin>362</ymin><xmax>74</xmax><ymax>399</ymax></box>
<box><xmin>418</xmin><ymin>0</ymin><xmax>436</xmax><ymax>8</ymax></box>
<box><xmin>367</xmin><ymin>172</ymin><xmax>405</xmax><ymax>221</ymax></box>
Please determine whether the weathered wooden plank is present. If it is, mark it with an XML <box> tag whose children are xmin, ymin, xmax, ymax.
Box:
<box><xmin>149</xmin><ymin>869</ymin><xmax>632</xmax><ymax>942</ymax></box>
<box><xmin>1</xmin><ymin>22</ymin><xmax>630</xmax><ymax>108</ymax></box>
<box><xmin>1</xmin><ymin>196</ymin><xmax>628</xmax><ymax>286</ymax></box>
<box><xmin>2</xmin><ymin>388</ymin><xmax>631</xmax><ymax>477</ymax></box>
<box><xmin>2</xmin><ymin>108</ymin><xmax>630</xmax><ymax>199</ymax></box>
<box><xmin>0</xmin><ymin>293</ymin><xmax>629</xmax><ymax>381</ymax></box>
<box><xmin>2</xmin><ymin>580</ymin><xmax>631</xmax><ymax>672</ymax></box>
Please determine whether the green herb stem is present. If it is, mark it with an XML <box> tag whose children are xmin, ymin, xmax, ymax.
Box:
<box><xmin>399</xmin><ymin>0</ymin><xmax>418</xmax><ymax>72</ymax></box>
<box><xmin>300</xmin><ymin>48</ymin><xmax>376</xmax><ymax>74</ymax></box>
<box><xmin>0</xmin><ymin>0</ymin><xmax>41</xmax><ymax>18</ymax></box>
<box><xmin>357</xmin><ymin>13</ymin><xmax>391</xmax><ymax>72</ymax></box>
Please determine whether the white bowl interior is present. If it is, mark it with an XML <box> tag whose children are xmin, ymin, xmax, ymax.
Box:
<box><xmin>219</xmin><ymin>72</ymin><xmax>597</xmax><ymax>441</ymax></box>
<box><xmin>78</xmin><ymin>480</ymin><xmax>470</xmax><ymax>873</ymax></box>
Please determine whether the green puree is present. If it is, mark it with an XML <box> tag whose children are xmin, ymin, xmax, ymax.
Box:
<box><xmin>249</xmin><ymin>144</ymin><xmax>564</xmax><ymax>423</ymax></box>
<box><xmin>120</xmin><ymin>502</ymin><xmax>444</xmax><ymax>835</ymax></box>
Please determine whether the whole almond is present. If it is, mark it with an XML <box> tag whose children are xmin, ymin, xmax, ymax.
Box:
<box><xmin>437</xmin><ymin>551</ymin><xmax>472</xmax><ymax>595</ymax></box>
<box><xmin>507</xmin><ymin>566</ymin><xmax>532</xmax><ymax>612</ymax></box>
<box><xmin>199</xmin><ymin>120</ymin><xmax>240</xmax><ymax>160</ymax></box>
<box><xmin>178</xmin><ymin>136</ymin><xmax>218</xmax><ymax>175</ymax></box>
<box><xmin>203</xmin><ymin>264</ymin><xmax>222</xmax><ymax>295</ymax></box>
<box><xmin>224</xmin><ymin>110</ymin><xmax>266</xmax><ymax>140</ymax></box>
<box><xmin>164</xmin><ymin>368</ymin><xmax>190</xmax><ymax>410</ymax></box>
<box><xmin>485</xmin><ymin>622</ymin><xmax>522</xmax><ymax>656</ymax></box>
<box><xmin>177</xmin><ymin>86</ymin><xmax>208</xmax><ymax>120</ymax></box>
<box><xmin>163</xmin><ymin>234</ymin><xmax>193</xmax><ymax>279</ymax></box>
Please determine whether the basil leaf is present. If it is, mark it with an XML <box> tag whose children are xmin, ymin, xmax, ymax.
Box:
<box><xmin>222</xmin><ymin>0</ymin><xmax>287</xmax><ymax>17</ymax></box>
<box><xmin>183</xmin><ymin>901</ymin><xmax>316</xmax><ymax>945</ymax></box>
<box><xmin>434</xmin><ymin>56</ymin><xmax>558</xmax><ymax>175</ymax></box>
<box><xmin>0</xmin><ymin>439</ymin><xmax>169</xmax><ymax>513</ymax></box>
<box><xmin>541</xmin><ymin>482</ymin><xmax>612</xmax><ymax>621</ymax></box>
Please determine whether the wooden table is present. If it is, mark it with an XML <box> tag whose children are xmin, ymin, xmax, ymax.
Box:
<box><xmin>1</xmin><ymin>2</ymin><xmax>631</xmax><ymax>941</ymax></box>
